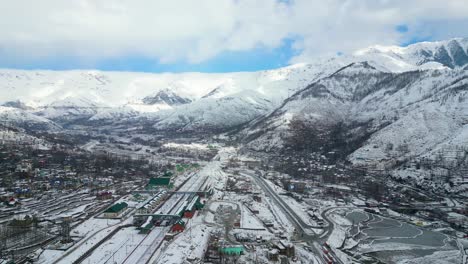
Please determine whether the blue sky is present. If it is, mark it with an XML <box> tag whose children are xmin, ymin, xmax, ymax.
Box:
<box><xmin>1</xmin><ymin>1</ymin><xmax>467</xmax><ymax>73</ymax></box>
<box><xmin>2</xmin><ymin>38</ymin><xmax>299</xmax><ymax>73</ymax></box>
<box><xmin>95</xmin><ymin>38</ymin><xmax>299</xmax><ymax>73</ymax></box>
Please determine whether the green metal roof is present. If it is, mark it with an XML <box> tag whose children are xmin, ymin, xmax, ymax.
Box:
<box><xmin>104</xmin><ymin>202</ymin><xmax>128</xmax><ymax>213</ymax></box>
<box><xmin>220</xmin><ymin>246</ymin><xmax>244</xmax><ymax>255</ymax></box>
<box><xmin>148</xmin><ymin>177</ymin><xmax>171</xmax><ymax>186</ymax></box>
<box><xmin>174</xmin><ymin>219</ymin><xmax>185</xmax><ymax>226</ymax></box>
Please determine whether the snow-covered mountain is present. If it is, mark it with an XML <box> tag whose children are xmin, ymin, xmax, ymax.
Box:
<box><xmin>1</xmin><ymin>37</ymin><xmax>466</xmax><ymax>130</ymax></box>
<box><xmin>0</xmin><ymin>106</ymin><xmax>61</xmax><ymax>131</ymax></box>
<box><xmin>241</xmin><ymin>62</ymin><xmax>468</xmax><ymax>193</ymax></box>
<box><xmin>354</xmin><ymin>38</ymin><xmax>468</xmax><ymax>69</ymax></box>
<box><xmin>142</xmin><ymin>89</ymin><xmax>192</xmax><ymax>106</ymax></box>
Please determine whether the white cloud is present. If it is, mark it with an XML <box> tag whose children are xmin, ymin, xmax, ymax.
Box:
<box><xmin>0</xmin><ymin>0</ymin><xmax>467</xmax><ymax>66</ymax></box>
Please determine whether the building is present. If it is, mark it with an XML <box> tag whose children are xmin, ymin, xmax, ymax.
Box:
<box><xmin>219</xmin><ymin>245</ymin><xmax>244</xmax><ymax>256</ymax></box>
<box><xmin>446</xmin><ymin>212</ymin><xmax>468</xmax><ymax>227</ymax></box>
<box><xmin>253</xmin><ymin>195</ymin><xmax>262</xmax><ymax>202</ymax></box>
<box><xmin>274</xmin><ymin>240</ymin><xmax>295</xmax><ymax>257</ymax></box>
<box><xmin>103</xmin><ymin>202</ymin><xmax>128</xmax><ymax>218</ymax></box>
<box><xmin>147</xmin><ymin>177</ymin><xmax>171</xmax><ymax>189</ymax></box>
<box><xmin>16</xmin><ymin>160</ymin><xmax>33</xmax><ymax>173</ymax></box>
<box><xmin>171</xmin><ymin>220</ymin><xmax>185</xmax><ymax>233</ymax></box>
<box><xmin>96</xmin><ymin>191</ymin><xmax>112</xmax><ymax>200</ymax></box>
<box><xmin>184</xmin><ymin>195</ymin><xmax>203</xmax><ymax>218</ymax></box>
<box><xmin>268</xmin><ymin>249</ymin><xmax>279</xmax><ymax>261</ymax></box>
<box><xmin>139</xmin><ymin>216</ymin><xmax>154</xmax><ymax>234</ymax></box>
<box><xmin>283</xmin><ymin>180</ymin><xmax>307</xmax><ymax>193</ymax></box>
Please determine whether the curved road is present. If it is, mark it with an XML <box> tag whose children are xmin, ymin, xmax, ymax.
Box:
<box><xmin>242</xmin><ymin>171</ymin><xmax>344</xmax><ymax>264</ymax></box>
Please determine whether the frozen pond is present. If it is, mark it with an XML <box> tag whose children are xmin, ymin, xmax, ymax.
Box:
<box><xmin>345</xmin><ymin>210</ymin><xmax>456</xmax><ymax>263</ymax></box>
<box><xmin>347</xmin><ymin>211</ymin><xmax>368</xmax><ymax>224</ymax></box>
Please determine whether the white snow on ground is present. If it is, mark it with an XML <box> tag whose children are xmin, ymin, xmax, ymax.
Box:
<box><xmin>0</xmin><ymin>106</ymin><xmax>61</xmax><ymax>130</ymax></box>
<box><xmin>294</xmin><ymin>246</ymin><xmax>321</xmax><ymax>264</ymax></box>
<box><xmin>156</xmin><ymin>223</ymin><xmax>212</xmax><ymax>264</ymax></box>
<box><xmin>37</xmin><ymin>250</ymin><xmax>63</xmax><ymax>264</ymax></box>
<box><xmin>263</xmin><ymin>195</ymin><xmax>295</xmax><ymax>235</ymax></box>
<box><xmin>329</xmin><ymin>212</ymin><xmax>352</xmax><ymax>227</ymax></box>
<box><xmin>204</xmin><ymin>212</ymin><xmax>215</xmax><ymax>224</ymax></box>
<box><xmin>58</xmin><ymin>203</ymin><xmax>93</xmax><ymax>218</ymax></box>
<box><xmin>121</xmin><ymin>226</ymin><xmax>170</xmax><ymax>264</ymax></box>
<box><xmin>162</xmin><ymin>142</ymin><xmax>210</xmax><ymax>151</ymax></box>
<box><xmin>42</xmin><ymin>217</ymin><xmax>131</xmax><ymax>264</ymax></box>
<box><xmin>282</xmin><ymin>195</ymin><xmax>315</xmax><ymax>226</ymax></box>
<box><xmin>396</xmin><ymin>250</ymin><xmax>461</xmax><ymax>264</ymax></box>
<box><xmin>360</xmin><ymin>242</ymin><xmax>446</xmax><ymax>253</ymax></box>
<box><xmin>0</xmin><ymin>129</ymin><xmax>51</xmax><ymax>149</ymax></box>
<box><xmin>240</xmin><ymin>204</ymin><xmax>264</xmax><ymax>229</ymax></box>
<box><xmin>209</xmin><ymin>201</ymin><xmax>237</xmax><ymax>212</ymax></box>
<box><xmin>73</xmin><ymin>218</ymin><xmax>120</xmax><ymax>237</ymax></box>
<box><xmin>84</xmin><ymin>227</ymin><xmax>145</xmax><ymax>264</ymax></box>
<box><xmin>327</xmin><ymin>226</ymin><xmax>347</xmax><ymax>248</ymax></box>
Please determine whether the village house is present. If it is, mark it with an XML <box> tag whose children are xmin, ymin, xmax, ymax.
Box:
<box><xmin>103</xmin><ymin>202</ymin><xmax>128</xmax><ymax>218</ymax></box>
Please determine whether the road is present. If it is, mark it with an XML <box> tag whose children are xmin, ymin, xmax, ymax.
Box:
<box><xmin>242</xmin><ymin>172</ymin><xmax>313</xmax><ymax>236</ymax></box>
<box><xmin>242</xmin><ymin>171</ymin><xmax>344</xmax><ymax>264</ymax></box>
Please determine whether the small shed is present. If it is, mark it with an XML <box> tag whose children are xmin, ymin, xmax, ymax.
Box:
<box><xmin>219</xmin><ymin>245</ymin><xmax>244</xmax><ymax>256</ymax></box>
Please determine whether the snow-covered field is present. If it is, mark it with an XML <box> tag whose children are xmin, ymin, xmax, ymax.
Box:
<box><xmin>240</xmin><ymin>204</ymin><xmax>265</xmax><ymax>229</ymax></box>
<box><xmin>155</xmin><ymin>224</ymin><xmax>212</xmax><ymax>264</ymax></box>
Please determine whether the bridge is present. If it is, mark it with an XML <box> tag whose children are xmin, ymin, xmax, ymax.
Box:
<box><xmin>170</xmin><ymin>191</ymin><xmax>208</xmax><ymax>195</ymax></box>
<box><xmin>134</xmin><ymin>214</ymin><xmax>180</xmax><ymax>218</ymax></box>
<box><xmin>133</xmin><ymin>189</ymin><xmax>212</xmax><ymax>196</ymax></box>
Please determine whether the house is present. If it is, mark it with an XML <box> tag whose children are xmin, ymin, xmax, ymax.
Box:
<box><xmin>171</xmin><ymin>220</ymin><xmax>185</xmax><ymax>233</ymax></box>
<box><xmin>446</xmin><ymin>212</ymin><xmax>468</xmax><ymax>227</ymax></box>
<box><xmin>274</xmin><ymin>240</ymin><xmax>295</xmax><ymax>257</ymax></box>
<box><xmin>96</xmin><ymin>191</ymin><xmax>112</xmax><ymax>200</ymax></box>
<box><xmin>219</xmin><ymin>245</ymin><xmax>244</xmax><ymax>256</ymax></box>
<box><xmin>285</xmin><ymin>180</ymin><xmax>306</xmax><ymax>193</ymax></box>
<box><xmin>103</xmin><ymin>202</ymin><xmax>128</xmax><ymax>218</ymax></box>
<box><xmin>16</xmin><ymin>160</ymin><xmax>32</xmax><ymax>173</ymax></box>
<box><xmin>253</xmin><ymin>195</ymin><xmax>262</xmax><ymax>202</ymax></box>
<box><xmin>268</xmin><ymin>249</ymin><xmax>279</xmax><ymax>261</ymax></box>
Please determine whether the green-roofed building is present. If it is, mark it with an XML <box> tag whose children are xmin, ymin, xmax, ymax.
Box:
<box><xmin>176</xmin><ymin>165</ymin><xmax>184</xmax><ymax>172</ymax></box>
<box><xmin>132</xmin><ymin>193</ymin><xmax>145</xmax><ymax>202</ymax></box>
<box><xmin>104</xmin><ymin>202</ymin><xmax>128</xmax><ymax>218</ymax></box>
<box><xmin>147</xmin><ymin>177</ymin><xmax>171</xmax><ymax>189</ymax></box>
<box><xmin>195</xmin><ymin>199</ymin><xmax>205</xmax><ymax>210</ymax></box>
<box><xmin>219</xmin><ymin>246</ymin><xmax>244</xmax><ymax>256</ymax></box>
<box><xmin>163</xmin><ymin>171</ymin><xmax>174</xmax><ymax>177</ymax></box>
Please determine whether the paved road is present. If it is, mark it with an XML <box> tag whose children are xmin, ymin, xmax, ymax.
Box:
<box><xmin>242</xmin><ymin>171</ymin><xmax>344</xmax><ymax>264</ymax></box>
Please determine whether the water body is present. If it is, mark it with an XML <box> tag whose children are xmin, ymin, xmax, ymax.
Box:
<box><xmin>345</xmin><ymin>210</ymin><xmax>455</xmax><ymax>263</ymax></box>
<box><xmin>347</xmin><ymin>211</ymin><xmax>368</xmax><ymax>224</ymax></box>
<box><xmin>347</xmin><ymin>211</ymin><xmax>368</xmax><ymax>237</ymax></box>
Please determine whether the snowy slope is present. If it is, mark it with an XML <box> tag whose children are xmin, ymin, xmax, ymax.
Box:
<box><xmin>0</xmin><ymin>62</ymin><xmax>341</xmax><ymax>127</ymax></box>
<box><xmin>354</xmin><ymin>38</ymin><xmax>468</xmax><ymax>69</ymax></box>
<box><xmin>0</xmin><ymin>106</ymin><xmax>61</xmax><ymax>131</ymax></box>
<box><xmin>244</xmin><ymin>64</ymin><xmax>468</xmax><ymax>152</ymax></box>
<box><xmin>242</xmin><ymin>63</ymin><xmax>468</xmax><ymax>192</ymax></box>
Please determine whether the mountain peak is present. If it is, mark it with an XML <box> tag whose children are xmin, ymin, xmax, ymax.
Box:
<box><xmin>142</xmin><ymin>89</ymin><xmax>192</xmax><ymax>106</ymax></box>
<box><xmin>353</xmin><ymin>37</ymin><xmax>468</xmax><ymax>69</ymax></box>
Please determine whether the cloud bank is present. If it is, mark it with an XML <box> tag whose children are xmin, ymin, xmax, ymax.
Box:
<box><xmin>1</xmin><ymin>0</ymin><xmax>468</xmax><ymax>68</ymax></box>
